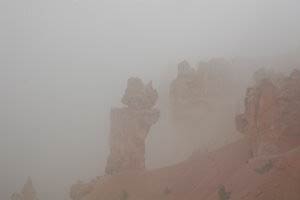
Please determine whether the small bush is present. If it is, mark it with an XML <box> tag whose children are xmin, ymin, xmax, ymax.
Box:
<box><xmin>254</xmin><ymin>160</ymin><xmax>273</xmax><ymax>175</ymax></box>
<box><xmin>120</xmin><ymin>190</ymin><xmax>129</xmax><ymax>200</ymax></box>
<box><xmin>218</xmin><ymin>185</ymin><xmax>231</xmax><ymax>200</ymax></box>
<box><xmin>163</xmin><ymin>187</ymin><xmax>172</xmax><ymax>195</ymax></box>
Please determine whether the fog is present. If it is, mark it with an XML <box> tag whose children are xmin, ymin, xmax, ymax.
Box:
<box><xmin>1</xmin><ymin>0</ymin><xmax>300</xmax><ymax>199</ymax></box>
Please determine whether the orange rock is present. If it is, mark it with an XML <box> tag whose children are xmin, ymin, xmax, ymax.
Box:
<box><xmin>236</xmin><ymin>69</ymin><xmax>300</xmax><ymax>156</ymax></box>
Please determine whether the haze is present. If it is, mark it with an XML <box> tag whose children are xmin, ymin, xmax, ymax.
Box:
<box><xmin>1</xmin><ymin>0</ymin><xmax>300</xmax><ymax>200</ymax></box>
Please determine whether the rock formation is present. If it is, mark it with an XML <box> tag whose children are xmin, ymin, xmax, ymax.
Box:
<box><xmin>105</xmin><ymin>77</ymin><xmax>160</xmax><ymax>175</ymax></box>
<box><xmin>236</xmin><ymin>68</ymin><xmax>300</xmax><ymax>156</ymax></box>
<box><xmin>170</xmin><ymin>59</ymin><xmax>244</xmax><ymax>120</ymax></box>
<box><xmin>169</xmin><ymin>59</ymin><xmax>246</xmax><ymax>154</ymax></box>
<box><xmin>11</xmin><ymin>177</ymin><xmax>38</xmax><ymax>200</ymax></box>
<box><xmin>170</xmin><ymin>60</ymin><xmax>202</xmax><ymax>112</ymax></box>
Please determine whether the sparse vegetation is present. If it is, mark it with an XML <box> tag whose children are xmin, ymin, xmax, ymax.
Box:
<box><xmin>163</xmin><ymin>187</ymin><xmax>172</xmax><ymax>195</ymax></box>
<box><xmin>254</xmin><ymin>160</ymin><xmax>273</xmax><ymax>175</ymax></box>
<box><xmin>218</xmin><ymin>185</ymin><xmax>231</xmax><ymax>200</ymax></box>
<box><xmin>120</xmin><ymin>190</ymin><xmax>129</xmax><ymax>200</ymax></box>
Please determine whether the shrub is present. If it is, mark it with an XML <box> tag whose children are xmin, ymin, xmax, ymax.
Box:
<box><xmin>218</xmin><ymin>185</ymin><xmax>231</xmax><ymax>200</ymax></box>
<box><xmin>120</xmin><ymin>190</ymin><xmax>129</xmax><ymax>200</ymax></box>
<box><xmin>254</xmin><ymin>160</ymin><xmax>273</xmax><ymax>175</ymax></box>
<box><xmin>163</xmin><ymin>187</ymin><xmax>172</xmax><ymax>195</ymax></box>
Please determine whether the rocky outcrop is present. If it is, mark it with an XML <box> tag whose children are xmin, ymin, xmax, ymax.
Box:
<box><xmin>105</xmin><ymin>77</ymin><xmax>160</xmax><ymax>175</ymax></box>
<box><xmin>236</xmin><ymin>69</ymin><xmax>300</xmax><ymax>156</ymax></box>
<box><xmin>170</xmin><ymin>59</ymin><xmax>243</xmax><ymax>120</ymax></box>
<box><xmin>11</xmin><ymin>177</ymin><xmax>38</xmax><ymax>200</ymax></box>
<box><xmin>169</xmin><ymin>59</ymin><xmax>246</xmax><ymax>155</ymax></box>
<box><xmin>170</xmin><ymin>60</ymin><xmax>202</xmax><ymax>111</ymax></box>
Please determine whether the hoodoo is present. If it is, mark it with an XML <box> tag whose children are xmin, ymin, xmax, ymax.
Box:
<box><xmin>105</xmin><ymin>77</ymin><xmax>160</xmax><ymax>175</ymax></box>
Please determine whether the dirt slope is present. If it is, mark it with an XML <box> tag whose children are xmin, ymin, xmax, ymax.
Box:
<box><xmin>206</xmin><ymin>147</ymin><xmax>300</xmax><ymax>200</ymax></box>
<box><xmin>84</xmin><ymin>138</ymin><xmax>300</xmax><ymax>200</ymax></box>
<box><xmin>84</xmin><ymin>139</ymin><xmax>252</xmax><ymax>200</ymax></box>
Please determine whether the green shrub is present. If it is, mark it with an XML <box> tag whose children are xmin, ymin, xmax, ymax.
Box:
<box><xmin>254</xmin><ymin>160</ymin><xmax>273</xmax><ymax>175</ymax></box>
<box><xmin>120</xmin><ymin>190</ymin><xmax>129</xmax><ymax>200</ymax></box>
<box><xmin>163</xmin><ymin>187</ymin><xmax>171</xmax><ymax>195</ymax></box>
<box><xmin>218</xmin><ymin>185</ymin><xmax>231</xmax><ymax>200</ymax></box>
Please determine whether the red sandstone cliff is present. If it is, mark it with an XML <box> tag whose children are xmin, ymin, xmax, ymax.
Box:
<box><xmin>236</xmin><ymin>69</ymin><xmax>300</xmax><ymax>156</ymax></box>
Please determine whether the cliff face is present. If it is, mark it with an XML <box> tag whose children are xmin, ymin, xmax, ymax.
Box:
<box><xmin>105</xmin><ymin>77</ymin><xmax>160</xmax><ymax>175</ymax></box>
<box><xmin>236</xmin><ymin>69</ymin><xmax>300</xmax><ymax>156</ymax></box>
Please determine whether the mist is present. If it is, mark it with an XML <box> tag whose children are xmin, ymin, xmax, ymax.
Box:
<box><xmin>1</xmin><ymin>0</ymin><xmax>300</xmax><ymax>200</ymax></box>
